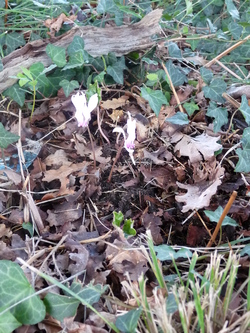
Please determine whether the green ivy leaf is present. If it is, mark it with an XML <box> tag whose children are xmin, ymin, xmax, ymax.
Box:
<box><xmin>123</xmin><ymin>219</ymin><xmax>136</xmax><ymax>237</ymax></box>
<box><xmin>43</xmin><ymin>294</ymin><xmax>79</xmax><ymax>322</ymax></box>
<box><xmin>239</xmin><ymin>95</ymin><xmax>250</xmax><ymax>125</ymax></box>
<box><xmin>183</xmin><ymin>101</ymin><xmax>199</xmax><ymax>116</ymax></box>
<box><xmin>0</xmin><ymin>309</ymin><xmax>21</xmax><ymax>333</ymax></box>
<box><xmin>165</xmin><ymin>60</ymin><xmax>188</xmax><ymax>87</ymax></box>
<box><xmin>202</xmin><ymin>78</ymin><xmax>227</xmax><ymax>103</ymax></box>
<box><xmin>204</xmin><ymin>206</ymin><xmax>239</xmax><ymax>226</ymax></box>
<box><xmin>67</xmin><ymin>36</ymin><xmax>85</xmax><ymax>55</ymax></box>
<box><xmin>228</xmin><ymin>22</ymin><xmax>243</xmax><ymax>39</ymax></box>
<box><xmin>167</xmin><ymin>42</ymin><xmax>182</xmax><ymax>59</ymax></box>
<box><xmin>166</xmin><ymin>112</ymin><xmax>189</xmax><ymax>125</ymax></box>
<box><xmin>200</xmin><ymin>67</ymin><xmax>213</xmax><ymax>84</ymax></box>
<box><xmin>59</xmin><ymin>79</ymin><xmax>79</xmax><ymax>97</ymax></box>
<box><xmin>46</xmin><ymin>44</ymin><xmax>67</xmax><ymax>68</ymax></box>
<box><xmin>4</xmin><ymin>84</ymin><xmax>26</xmax><ymax>106</ymax></box>
<box><xmin>115</xmin><ymin>308</ymin><xmax>142</xmax><ymax>333</ymax></box>
<box><xmin>63</xmin><ymin>51</ymin><xmax>88</xmax><ymax>70</ymax></box>
<box><xmin>240</xmin><ymin>244</ymin><xmax>250</xmax><ymax>257</ymax></box>
<box><xmin>154</xmin><ymin>245</ymin><xmax>193</xmax><ymax>261</ymax></box>
<box><xmin>225</xmin><ymin>0</ymin><xmax>239</xmax><ymax>20</ymax></box>
<box><xmin>206</xmin><ymin>102</ymin><xmax>228</xmax><ymax>132</ymax></box>
<box><xmin>107</xmin><ymin>57</ymin><xmax>127</xmax><ymax>84</ymax></box>
<box><xmin>112</xmin><ymin>211</ymin><xmax>124</xmax><ymax>228</ymax></box>
<box><xmin>141</xmin><ymin>87</ymin><xmax>168</xmax><ymax>116</ymax></box>
<box><xmin>0</xmin><ymin>260</ymin><xmax>46</xmax><ymax>325</ymax></box>
<box><xmin>235</xmin><ymin>148</ymin><xmax>250</xmax><ymax>172</ymax></box>
<box><xmin>4</xmin><ymin>32</ymin><xmax>25</xmax><ymax>55</ymax></box>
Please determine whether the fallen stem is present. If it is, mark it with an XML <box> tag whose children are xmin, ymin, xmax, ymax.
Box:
<box><xmin>87</xmin><ymin>125</ymin><xmax>96</xmax><ymax>170</ymax></box>
<box><xmin>206</xmin><ymin>191</ymin><xmax>237</xmax><ymax>248</ymax></box>
<box><xmin>162</xmin><ymin>62</ymin><xmax>185</xmax><ymax>113</ymax></box>
<box><xmin>108</xmin><ymin>139</ymin><xmax>124</xmax><ymax>182</ymax></box>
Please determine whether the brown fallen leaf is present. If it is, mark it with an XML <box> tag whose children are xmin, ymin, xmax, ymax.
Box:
<box><xmin>44</xmin><ymin>13</ymin><xmax>77</xmax><ymax>37</ymax></box>
<box><xmin>172</xmin><ymin>132</ymin><xmax>222</xmax><ymax>163</ymax></box>
<box><xmin>143</xmin><ymin>146</ymin><xmax>172</xmax><ymax>165</ymax></box>
<box><xmin>101</xmin><ymin>96</ymin><xmax>129</xmax><ymax>110</ymax></box>
<box><xmin>170</xmin><ymin>85</ymin><xmax>194</xmax><ymax>105</ymax></box>
<box><xmin>140</xmin><ymin>165</ymin><xmax>176</xmax><ymax>191</ymax></box>
<box><xmin>176</xmin><ymin>165</ymin><xmax>224</xmax><ymax>212</ymax></box>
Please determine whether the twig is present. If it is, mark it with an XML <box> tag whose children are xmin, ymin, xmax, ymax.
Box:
<box><xmin>204</xmin><ymin>35</ymin><xmax>250</xmax><ymax>68</ymax></box>
<box><xmin>162</xmin><ymin>62</ymin><xmax>185</xmax><ymax>113</ymax></box>
<box><xmin>87</xmin><ymin>125</ymin><xmax>96</xmax><ymax>169</ymax></box>
<box><xmin>215</xmin><ymin>60</ymin><xmax>243</xmax><ymax>81</ymax></box>
<box><xmin>108</xmin><ymin>139</ymin><xmax>124</xmax><ymax>182</ymax></box>
<box><xmin>206</xmin><ymin>191</ymin><xmax>237</xmax><ymax>248</ymax></box>
<box><xmin>97</xmin><ymin>106</ymin><xmax>110</xmax><ymax>144</ymax></box>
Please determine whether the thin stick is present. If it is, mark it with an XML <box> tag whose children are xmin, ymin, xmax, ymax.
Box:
<box><xmin>215</xmin><ymin>60</ymin><xmax>243</xmax><ymax>81</ymax></box>
<box><xmin>206</xmin><ymin>191</ymin><xmax>237</xmax><ymax>248</ymax></box>
<box><xmin>97</xmin><ymin>106</ymin><xmax>110</xmax><ymax>144</ymax></box>
<box><xmin>162</xmin><ymin>62</ymin><xmax>185</xmax><ymax>113</ymax></box>
<box><xmin>87</xmin><ymin>125</ymin><xmax>96</xmax><ymax>170</ymax></box>
<box><xmin>108</xmin><ymin>139</ymin><xmax>124</xmax><ymax>182</ymax></box>
<box><xmin>205</xmin><ymin>35</ymin><xmax>250</xmax><ymax>68</ymax></box>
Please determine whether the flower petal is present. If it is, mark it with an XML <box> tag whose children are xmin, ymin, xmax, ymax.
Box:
<box><xmin>87</xmin><ymin>93</ymin><xmax>98</xmax><ymax>113</ymax></box>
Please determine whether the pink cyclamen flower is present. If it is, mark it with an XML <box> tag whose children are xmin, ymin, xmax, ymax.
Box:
<box><xmin>71</xmin><ymin>91</ymin><xmax>98</xmax><ymax>127</ymax></box>
<box><xmin>113</xmin><ymin>112</ymin><xmax>136</xmax><ymax>165</ymax></box>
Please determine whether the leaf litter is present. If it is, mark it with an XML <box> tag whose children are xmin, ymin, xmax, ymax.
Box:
<box><xmin>1</xmin><ymin>4</ymin><xmax>250</xmax><ymax>333</ymax></box>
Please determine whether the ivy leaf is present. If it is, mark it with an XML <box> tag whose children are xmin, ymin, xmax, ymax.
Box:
<box><xmin>204</xmin><ymin>206</ymin><xmax>239</xmax><ymax>226</ymax></box>
<box><xmin>141</xmin><ymin>87</ymin><xmax>168</xmax><ymax>116</ymax></box>
<box><xmin>63</xmin><ymin>51</ymin><xmax>88</xmax><ymax>70</ymax></box>
<box><xmin>4</xmin><ymin>84</ymin><xmax>26</xmax><ymax>106</ymax></box>
<box><xmin>206</xmin><ymin>102</ymin><xmax>228</xmax><ymax>132</ymax></box>
<box><xmin>235</xmin><ymin>148</ymin><xmax>250</xmax><ymax>173</ymax></box>
<box><xmin>4</xmin><ymin>32</ymin><xmax>25</xmax><ymax>55</ymax></box>
<box><xmin>166</xmin><ymin>112</ymin><xmax>189</xmax><ymax>125</ymax></box>
<box><xmin>107</xmin><ymin>57</ymin><xmax>127</xmax><ymax>84</ymax></box>
<box><xmin>46</xmin><ymin>44</ymin><xmax>67</xmax><ymax>68</ymax></box>
<box><xmin>202</xmin><ymin>78</ymin><xmax>227</xmax><ymax>103</ymax></box>
<box><xmin>225</xmin><ymin>0</ymin><xmax>239</xmax><ymax>20</ymax></box>
<box><xmin>59</xmin><ymin>79</ymin><xmax>79</xmax><ymax>97</ymax></box>
<box><xmin>43</xmin><ymin>294</ymin><xmax>79</xmax><ymax>322</ymax></box>
<box><xmin>0</xmin><ymin>309</ymin><xmax>21</xmax><ymax>333</ymax></box>
<box><xmin>154</xmin><ymin>244</ymin><xmax>193</xmax><ymax>261</ymax></box>
<box><xmin>183</xmin><ymin>101</ymin><xmax>199</xmax><ymax>116</ymax></box>
<box><xmin>165</xmin><ymin>61</ymin><xmax>188</xmax><ymax>87</ymax></box>
<box><xmin>200</xmin><ymin>67</ymin><xmax>213</xmax><ymax>84</ymax></box>
<box><xmin>115</xmin><ymin>308</ymin><xmax>142</xmax><ymax>333</ymax></box>
<box><xmin>67</xmin><ymin>36</ymin><xmax>85</xmax><ymax>55</ymax></box>
<box><xmin>0</xmin><ymin>260</ymin><xmax>46</xmax><ymax>325</ymax></box>
<box><xmin>0</xmin><ymin>122</ymin><xmax>19</xmax><ymax>148</ymax></box>
<box><xmin>228</xmin><ymin>22</ymin><xmax>243</xmax><ymax>40</ymax></box>
<box><xmin>167</xmin><ymin>42</ymin><xmax>182</xmax><ymax>59</ymax></box>
<box><xmin>239</xmin><ymin>95</ymin><xmax>250</xmax><ymax>125</ymax></box>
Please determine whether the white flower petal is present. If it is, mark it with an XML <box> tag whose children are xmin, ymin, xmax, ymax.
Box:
<box><xmin>87</xmin><ymin>93</ymin><xmax>98</xmax><ymax>113</ymax></box>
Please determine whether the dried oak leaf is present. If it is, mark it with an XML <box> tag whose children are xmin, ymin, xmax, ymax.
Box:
<box><xmin>140</xmin><ymin>165</ymin><xmax>176</xmax><ymax>191</ymax></box>
<box><xmin>101</xmin><ymin>96</ymin><xmax>129</xmax><ymax>110</ymax></box>
<box><xmin>143</xmin><ymin>146</ymin><xmax>172</xmax><ymax>165</ymax></box>
<box><xmin>141</xmin><ymin>213</ymin><xmax>163</xmax><ymax>245</ymax></box>
<box><xmin>176</xmin><ymin>165</ymin><xmax>224</xmax><ymax>212</ymax></box>
<box><xmin>44</xmin><ymin>13</ymin><xmax>77</xmax><ymax>37</ymax></box>
<box><xmin>172</xmin><ymin>132</ymin><xmax>222</xmax><ymax>163</ymax></box>
<box><xmin>106</xmin><ymin>240</ymin><xmax>148</xmax><ymax>281</ymax></box>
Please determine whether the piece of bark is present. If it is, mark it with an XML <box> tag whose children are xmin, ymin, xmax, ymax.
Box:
<box><xmin>0</xmin><ymin>9</ymin><xmax>162</xmax><ymax>94</ymax></box>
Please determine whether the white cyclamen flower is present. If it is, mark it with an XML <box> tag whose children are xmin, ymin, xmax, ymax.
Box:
<box><xmin>113</xmin><ymin>112</ymin><xmax>136</xmax><ymax>165</ymax></box>
<box><xmin>71</xmin><ymin>91</ymin><xmax>98</xmax><ymax>127</ymax></box>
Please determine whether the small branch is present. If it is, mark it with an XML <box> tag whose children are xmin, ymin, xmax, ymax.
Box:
<box><xmin>205</xmin><ymin>35</ymin><xmax>250</xmax><ymax>68</ymax></box>
<box><xmin>87</xmin><ymin>125</ymin><xmax>96</xmax><ymax>170</ymax></box>
<box><xmin>162</xmin><ymin>62</ymin><xmax>185</xmax><ymax>113</ymax></box>
<box><xmin>206</xmin><ymin>191</ymin><xmax>237</xmax><ymax>248</ymax></box>
<box><xmin>108</xmin><ymin>139</ymin><xmax>124</xmax><ymax>182</ymax></box>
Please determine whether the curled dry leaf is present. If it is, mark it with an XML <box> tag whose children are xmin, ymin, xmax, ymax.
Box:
<box><xmin>143</xmin><ymin>146</ymin><xmax>172</xmax><ymax>165</ymax></box>
<box><xmin>176</xmin><ymin>164</ymin><xmax>224</xmax><ymax>213</ymax></box>
<box><xmin>44</xmin><ymin>13</ymin><xmax>77</xmax><ymax>37</ymax></box>
<box><xmin>172</xmin><ymin>132</ymin><xmax>222</xmax><ymax>163</ymax></box>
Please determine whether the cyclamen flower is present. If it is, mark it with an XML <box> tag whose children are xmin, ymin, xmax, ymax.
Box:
<box><xmin>113</xmin><ymin>112</ymin><xmax>136</xmax><ymax>165</ymax></box>
<box><xmin>71</xmin><ymin>91</ymin><xmax>98</xmax><ymax>127</ymax></box>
